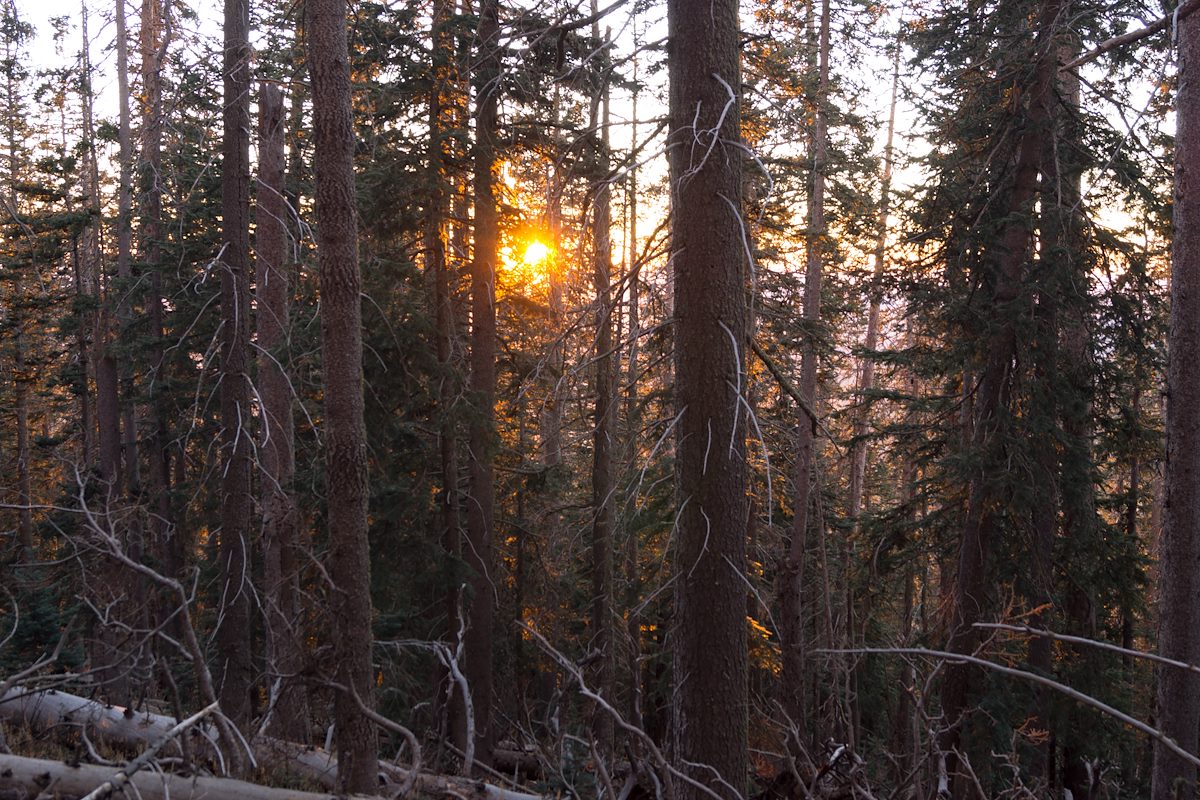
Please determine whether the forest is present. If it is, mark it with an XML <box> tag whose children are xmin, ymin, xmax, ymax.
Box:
<box><xmin>0</xmin><ymin>0</ymin><xmax>1196</xmax><ymax>798</ymax></box>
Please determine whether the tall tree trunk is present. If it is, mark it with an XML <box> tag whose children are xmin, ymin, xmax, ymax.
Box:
<box><xmin>938</xmin><ymin>0</ymin><xmax>1070</xmax><ymax>782</ymax></box>
<box><xmin>139</xmin><ymin>0</ymin><xmax>176</xmax><ymax>581</ymax></box>
<box><xmin>81</xmin><ymin>0</ymin><xmax>114</xmax><ymax>538</ymax></box>
<box><xmin>780</xmin><ymin>0</ymin><xmax>830</xmax><ymax>744</ymax></box>
<box><xmin>307</xmin><ymin>0</ymin><xmax>379</xmax><ymax>791</ymax></box>
<box><xmin>462</xmin><ymin>0</ymin><xmax>500</xmax><ymax>771</ymax></box>
<box><xmin>588</xmin><ymin>15</ymin><xmax>615</xmax><ymax>757</ymax></box>
<box><xmin>425</xmin><ymin>0</ymin><xmax>466</xmax><ymax>751</ymax></box>
<box><xmin>257</xmin><ymin>82</ymin><xmax>307</xmax><ymax>743</ymax></box>
<box><xmin>847</xmin><ymin>34</ymin><xmax>899</xmax><ymax>535</ymax></box>
<box><xmin>1152</xmin><ymin>9</ymin><xmax>1200</xmax><ymax>799</ymax></box>
<box><xmin>621</xmin><ymin>54</ymin><xmax>643</xmax><ymax>732</ymax></box>
<box><xmin>666</xmin><ymin>0</ymin><xmax>748</xmax><ymax>796</ymax></box>
<box><xmin>217</xmin><ymin>0</ymin><xmax>255</xmax><ymax>732</ymax></box>
<box><xmin>115</xmin><ymin>0</ymin><xmax>137</xmax><ymax>494</ymax></box>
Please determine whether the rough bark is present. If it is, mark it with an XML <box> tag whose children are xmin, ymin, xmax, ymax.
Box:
<box><xmin>1152</xmin><ymin>8</ymin><xmax>1200</xmax><ymax>799</ymax></box>
<box><xmin>257</xmin><ymin>82</ymin><xmax>307</xmax><ymax>743</ymax></box>
<box><xmin>463</xmin><ymin>0</ymin><xmax>500</xmax><ymax>771</ymax></box>
<box><xmin>217</xmin><ymin>0</ymin><xmax>255</xmax><ymax>732</ymax></box>
<box><xmin>307</xmin><ymin>0</ymin><xmax>379</xmax><ymax>790</ymax></box>
<box><xmin>666</xmin><ymin>0</ymin><xmax>748</xmax><ymax>797</ymax></box>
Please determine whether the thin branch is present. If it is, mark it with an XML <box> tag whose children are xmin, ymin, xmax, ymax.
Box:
<box><xmin>974</xmin><ymin>622</ymin><xmax>1200</xmax><ymax>677</ymax></box>
<box><xmin>1064</xmin><ymin>0</ymin><xmax>1200</xmax><ymax>69</ymax></box>
<box><xmin>819</xmin><ymin>646</ymin><xmax>1200</xmax><ymax>770</ymax></box>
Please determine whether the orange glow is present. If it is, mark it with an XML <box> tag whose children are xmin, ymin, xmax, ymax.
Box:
<box><xmin>522</xmin><ymin>240</ymin><xmax>551</xmax><ymax>267</ymax></box>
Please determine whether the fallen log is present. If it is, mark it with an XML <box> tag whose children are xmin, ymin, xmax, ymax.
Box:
<box><xmin>0</xmin><ymin>688</ymin><xmax>544</xmax><ymax>800</ymax></box>
<box><xmin>0</xmin><ymin>752</ymin><xmax>356</xmax><ymax>800</ymax></box>
<box><xmin>0</xmin><ymin>688</ymin><xmax>202</xmax><ymax>756</ymax></box>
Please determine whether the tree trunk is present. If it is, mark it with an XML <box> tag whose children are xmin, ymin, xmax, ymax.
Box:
<box><xmin>621</xmin><ymin>65</ymin><xmax>643</xmax><ymax>731</ymax></box>
<box><xmin>114</xmin><ymin>0</ymin><xmax>137</xmax><ymax>494</ymax></box>
<box><xmin>780</xmin><ymin>0</ymin><xmax>830</xmax><ymax>744</ymax></box>
<box><xmin>588</xmin><ymin>12</ymin><xmax>616</xmax><ymax>759</ymax></box>
<box><xmin>1152</xmin><ymin>9</ymin><xmax>1200</xmax><ymax>798</ymax></box>
<box><xmin>666</xmin><ymin>0</ymin><xmax>748</xmax><ymax>796</ymax></box>
<box><xmin>307</xmin><ymin>0</ymin><xmax>379</xmax><ymax>791</ymax></box>
<box><xmin>846</xmin><ymin>32</ymin><xmax>899</xmax><ymax>536</ymax></box>
<box><xmin>257</xmin><ymin>82</ymin><xmax>307</xmax><ymax>743</ymax></box>
<box><xmin>424</xmin><ymin>0</ymin><xmax>466</xmax><ymax>752</ymax></box>
<box><xmin>938</xmin><ymin>0</ymin><xmax>1070</xmax><ymax>781</ymax></box>
<box><xmin>139</xmin><ymin>0</ymin><xmax>175</xmax><ymax>581</ymax></box>
<box><xmin>217</xmin><ymin>0</ymin><xmax>255</xmax><ymax>733</ymax></box>
<box><xmin>463</xmin><ymin>0</ymin><xmax>500</xmax><ymax>771</ymax></box>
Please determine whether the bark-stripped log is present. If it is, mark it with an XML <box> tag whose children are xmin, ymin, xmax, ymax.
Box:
<box><xmin>0</xmin><ymin>753</ymin><xmax>358</xmax><ymax>800</ymax></box>
<box><xmin>0</xmin><ymin>690</ymin><xmax>543</xmax><ymax>800</ymax></box>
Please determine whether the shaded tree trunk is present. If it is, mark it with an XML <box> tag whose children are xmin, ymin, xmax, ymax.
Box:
<box><xmin>780</xmin><ymin>0</ymin><xmax>830</xmax><ymax>744</ymax></box>
<box><xmin>425</xmin><ymin>0</ymin><xmax>466</xmax><ymax>754</ymax></box>
<box><xmin>216</xmin><ymin>0</ymin><xmax>255</xmax><ymax>732</ymax></box>
<box><xmin>588</xmin><ymin>13</ymin><xmax>616</xmax><ymax>758</ymax></box>
<box><xmin>666</xmin><ymin>0</ymin><xmax>748</xmax><ymax>796</ymax></box>
<box><xmin>257</xmin><ymin>82</ymin><xmax>307</xmax><ymax>743</ymax></box>
<box><xmin>1152</xmin><ymin>9</ymin><xmax>1200</xmax><ymax>798</ymax></box>
<box><xmin>938</xmin><ymin>0</ymin><xmax>1070</xmax><ymax>782</ymax></box>
<box><xmin>139</xmin><ymin>0</ymin><xmax>177</xmax><ymax>586</ymax></box>
<box><xmin>307</xmin><ymin>0</ymin><xmax>380</xmax><ymax>791</ymax></box>
<box><xmin>462</xmin><ymin>0</ymin><xmax>501</xmax><ymax>771</ymax></box>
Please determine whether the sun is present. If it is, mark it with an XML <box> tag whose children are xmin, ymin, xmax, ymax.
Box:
<box><xmin>522</xmin><ymin>240</ymin><xmax>551</xmax><ymax>267</ymax></box>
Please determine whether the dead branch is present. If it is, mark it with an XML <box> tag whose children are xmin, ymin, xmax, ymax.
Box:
<box><xmin>1064</xmin><ymin>0</ymin><xmax>1200</xmax><ymax>69</ymax></box>
<box><xmin>819</xmin><ymin>646</ymin><xmax>1200</xmax><ymax>771</ymax></box>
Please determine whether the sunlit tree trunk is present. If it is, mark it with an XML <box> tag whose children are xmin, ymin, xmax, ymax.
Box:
<box><xmin>1152</xmin><ymin>9</ymin><xmax>1200</xmax><ymax>798</ymax></box>
<box><xmin>666</xmin><ymin>0</ymin><xmax>748</xmax><ymax>796</ymax></box>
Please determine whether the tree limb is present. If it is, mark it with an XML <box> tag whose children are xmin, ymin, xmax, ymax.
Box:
<box><xmin>819</xmin><ymin>646</ymin><xmax>1200</xmax><ymax>770</ymax></box>
<box><xmin>1064</xmin><ymin>0</ymin><xmax>1200</xmax><ymax>70</ymax></box>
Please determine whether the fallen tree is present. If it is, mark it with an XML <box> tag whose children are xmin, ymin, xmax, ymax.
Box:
<box><xmin>0</xmin><ymin>688</ymin><xmax>543</xmax><ymax>800</ymax></box>
<box><xmin>0</xmin><ymin>752</ymin><xmax>359</xmax><ymax>800</ymax></box>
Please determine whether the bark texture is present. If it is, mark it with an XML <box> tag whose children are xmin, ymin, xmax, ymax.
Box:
<box><xmin>217</xmin><ymin>0</ymin><xmax>255</xmax><ymax>732</ymax></box>
<box><xmin>666</xmin><ymin>1</ymin><xmax>748</xmax><ymax>797</ymax></box>
<box><xmin>463</xmin><ymin>0</ymin><xmax>501</xmax><ymax>770</ymax></box>
<box><xmin>257</xmin><ymin>82</ymin><xmax>307</xmax><ymax>743</ymax></box>
<box><xmin>307</xmin><ymin>0</ymin><xmax>379</xmax><ymax>790</ymax></box>
<box><xmin>1152</xmin><ymin>9</ymin><xmax>1200</xmax><ymax>799</ymax></box>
